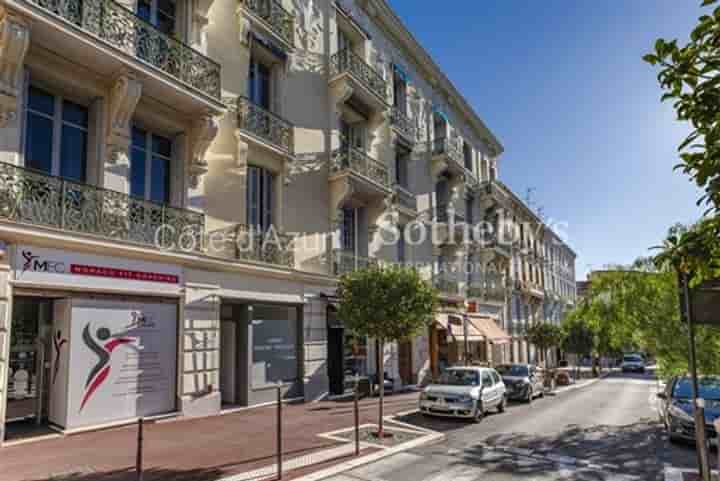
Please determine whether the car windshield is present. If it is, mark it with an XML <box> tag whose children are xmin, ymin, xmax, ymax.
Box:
<box><xmin>437</xmin><ymin>370</ymin><xmax>480</xmax><ymax>386</ymax></box>
<box><xmin>496</xmin><ymin>365</ymin><xmax>529</xmax><ymax>377</ymax></box>
<box><xmin>623</xmin><ymin>356</ymin><xmax>642</xmax><ymax>363</ymax></box>
<box><xmin>673</xmin><ymin>377</ymin><xmax>720</xmax><ymax>400</ymax></box>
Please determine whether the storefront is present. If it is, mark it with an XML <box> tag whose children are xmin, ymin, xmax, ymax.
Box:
<box><xmin>3</xmin><ymin>245</ymin><xmax>182</xmax><ymax>440</ymax></box>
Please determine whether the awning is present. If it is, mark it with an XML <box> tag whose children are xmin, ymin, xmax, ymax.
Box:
<box><xmin>433</xmin><ymin>106</ymin><xmax>449</xmax><ymax>123</ymax></box>
<box><xmin>393</xmin><ymin>63</ymin><xmax>410</xmax><ymax>83</ymax></box>
<box><xmin>468</xmin><ymin>315</ymin><xmax>512</xmax><ymax>344</ymax></box>
<box><xmin>448</xmin><ymin>315</ymin><xmax>486</xmax><ymax>342</ymax></box>
<box><xmin>218</xmin><ymin>289</ymin><xmax>304</xmax><ymax>305</ymax></box>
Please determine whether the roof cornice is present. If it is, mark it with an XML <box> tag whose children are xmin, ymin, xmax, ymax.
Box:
<box><xmin>361</xmin><ymin>0</ymin><xmax>504</xmax><ymax>155</ymax></box>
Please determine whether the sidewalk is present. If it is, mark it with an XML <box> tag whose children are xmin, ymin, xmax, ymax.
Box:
<box><xmin>0</xmin><ymin>392</ymin><xmax>421</xmax><ymax>481</ymax></box>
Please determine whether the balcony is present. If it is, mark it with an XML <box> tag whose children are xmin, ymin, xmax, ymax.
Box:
<box><xmin>393</xmin><ymin>185</ymin><xmax>417</xmax><ymax>214</ymax></box>
<box><xmin>330</xmin><ymin>147</ymin><xmax>392</xmax><ymax>201</ymax></box>
<box><xmin>0</xmin><ymin>162</ymin><xmax>204</xmax><ymax>253</ymax></box>
<box><xmin>239</xmin><ymin>0</ymin><xmax>294</xmax><ymax>49</ymax></box>
<box><xmin>330</xmin><ymin>249</ymin><xmax>379</xmax><ymax>276</ymax></box>
<box><xmin>431</xmin><ymin>138</ymin><xmax>465</xmax><ymax>179</ymax></box>
<box><xmin>329</xmin><ymin>49</ymin><xmax>388</xmax><ymax>114</ymax></box>
<box><xmin>391</xmin><ymin>107</ymin><xmax>417</xmax><ymax>143</ymax></box>
<box><xmin>14</xmin><ymin>0</ymin><xmax>222</xmax><ymax>111</ymax></box>
<box><xmin>467</xmin><ymin>274</ymin><xmax>507</xmax><ymax>304</ymax></box>
<box><xmin>236</xmin><ymin>96</ymin><xmax>294</xmax><ymax>157</ymax></box>
<box><xmin>432</xmin><ymin>274</ymin><xmax>462</xmax><ymax>298</ymax></box>
<box><xmin>206</xmin><ymin>224</ymin><xmax>294</xmax><ymax>268</ymax></box>
<box><xmin>515</xmin><ymin>279</ymin><xmax>545</xmax><ymax>300</ymax></box>
<box><xmin>474</xmin><ymin>238</ymin><xmax>512</xmax><ymax>261</ymax></box>
<box><xmin>435</xmin><ymin>204</ymin><xmax>469</xmax><ymax>247</ymax></box>
<box><xmin>478</xmin><ymin>179</ymin><xmax>513</xmax><ymax>211</ymax></box>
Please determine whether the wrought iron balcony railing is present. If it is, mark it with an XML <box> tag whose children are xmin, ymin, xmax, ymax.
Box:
<box><xmin>237</xmin><ymin>96</ymin><xmax>294</xmax><ymax>155</ymax></box>
<box><xmin>206</xmin><ymin>223</ymin><xmax>294</xmax><ymax>268</ymax></box>
<box><xmin>330</xmin><ymin>49</ymin><xmax>388</xmax><ymax>103</ymax></box>
<box><xmin>391</xmin><ymin>107</ymin><xmax>417</xmax><ymax>142</ymax></box>
<box><xmin>331</xmin><ymin>147</ymin><xmax>390</xmax><ymax>189</ymax></box>
<box><xmin>26</xmin><ymin>0</ymin><xmax>222</xmax><ymax>99</ymax></box>
<box><xmin>240</xmin><ymin>0</ymin><xmax>294</xmax><ymax>47</ymax></box>
<box><xmin>0</xmin><ymin>162</ymin><xmax>204</xmax><ymax>252</ymax></box>
<box><xmin>467</xmin><ymin>275</ymin><xmax>507</xmax><ymax>302</ymax></box>
<box><xmin>331</xmin><ymin>249</ymin><xmax>379</xmax><ymax>276</ymax></box>
<box><xmin>432</xmin><ymin>275</ymin><xmax>461</xmax><ymax>297</ymax></box>
<box><xmin>432</xmin><ymin>137</ymin><xmax>464</xmax><ymax>166</ymax></box>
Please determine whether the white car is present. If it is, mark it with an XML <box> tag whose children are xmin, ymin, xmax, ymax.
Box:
<box><xmin>621</xmin><ymin>354</ymin><xmax>645</xmax><ymax>373</ymax></box>
<box><xmin>419</xmin><ymin>367</ymin><xmax>507</xmax><ymax>422</ymax></box>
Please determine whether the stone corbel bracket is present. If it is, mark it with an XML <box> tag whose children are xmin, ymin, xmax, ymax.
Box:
<box><xmin>188</xmin><ymin>115</ymin><xmax>219</xmax><ymax>188</ymax></box>
<box><xmin>106</xmin><ymin>74</ymin><xmax>142</xmax><ymax>164</ymax></box>
<box><xmin>0</xmin><ymin>9</ymin><xmax>29</xmax><ymax>127</ymax></box>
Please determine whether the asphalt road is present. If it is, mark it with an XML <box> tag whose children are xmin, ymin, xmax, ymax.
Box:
<box><xmin>328</xmin><ymin>371</ymin><xmax>712</xmax><ymax>481</ymax></box>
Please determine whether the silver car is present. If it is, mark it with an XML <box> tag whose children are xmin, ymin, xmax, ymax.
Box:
<box><xmin>419</xmin><ymin>367</ymin><xmax>507</xmax><ymax>422</ymax></box>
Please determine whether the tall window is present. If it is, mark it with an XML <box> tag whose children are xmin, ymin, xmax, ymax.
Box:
<box><xmin>341</xmin><ymin>207</ymin><xmax>356</xmax><ymax>252</ymax></box>
<box><xmin>25</xmin><ymin>86</ymin><xmax>88</xmax><ymax>182</ymax></box>
<box><xmin>339</xmin><ymin>119</ymin><xmax>364</xmax><ymax>151</ymax></box>
<box><xmin>131</xmin><ymin>125</ymin><xmax>172</xmax><ymax>204</ymax></box>
<box><xmin>463</xmin><ymin>141</ymin><xmax>473</xmax><ymax>171</ymax></box>
<box><xmin>247</xmin><ymin>166</ymin><xmax>275</xmax><ymax>231</ymax></box>
<box><xmin>248</xmin><ymin>56</ymin><xmax>271</xmax><ymax>110</ymax></box>
<box><xmin>433</xmin><ymin>112</ymin><xmax>446</xmax><ymax>142</ymax></box>
<box><xmin>397</xmin><ymin>226</ymin><xmax>406</xmax><ymax>264</ymax></box>
<box><xmin>137</xmin><ymin>0</ymin><xmax>176</xmax><ymax>35</ymax></box>
<box><xmin>393</xmin><ymin>66</ymin><xmax>407</xmax><ymax>112</ymax></box>
<box><xmin>395</xmin><ymin>149</ymin><xmax>409</xmax><ymax>187</ymax></box>
<box><xmin>465</xmin><ymin>197</ymin><xmax>473</xmax><ymax>225</ymax></box>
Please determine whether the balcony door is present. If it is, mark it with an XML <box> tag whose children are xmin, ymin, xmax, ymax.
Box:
<box><xmin>137</xmin><ymin>0</ymin><xmax>177</xmax><ymax>36</ymax></box>
<box><xmin>24</xmin><ymin>86</ymin><xmax>88</xmax><ymax>183</ymax></box>
<box><xmin>392</xmin><ymin>66</ymin><xmax>407</xmax><ymax>113</ymax></box>
<box><xmin>247</xmin><ymin>166</ymin><xmax>275</xmax><ymax>232</ymax></box>
<box><xmin>130</xmin><ymin>125</ymin><xmax>172</xmax><ymax>205</ymax></box>
<box><xmin>341</xmin><ymin>207</ymin><xmax>356</xmax><ymax>254</ymax></box>
<box><xmin>435</xmin><ymin>178</ymin><xmax>449</xmax><ymax>218</ymax></box>
<box><xmin>339</xmin><ymin>119</ymin><xmax>364</xmax><ymax>152</ymax></box>
<box><xmin>248</xmin><ymin>56</ymin><xmax>271</xmax><ymax>111</ymax></box>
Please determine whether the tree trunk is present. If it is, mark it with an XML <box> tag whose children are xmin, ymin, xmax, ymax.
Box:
<box><xmin>377</xmin><ymin>338</ymin><xmax>384</xmax><ymax>437</ymax></box>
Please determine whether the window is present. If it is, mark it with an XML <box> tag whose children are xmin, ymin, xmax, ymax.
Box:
<box><xmin>340</xmin><ymin>119</ymin><xmax>364</xmax><ymax>151</ymax></box>
<box><xmin>25</xmin><ymin>86</ymin><xmax>88</xmax><ymax>182</ymax></box>
<box><xmin>137</xmin><ymin>0</ymin><xmax>176</xmax><ymax>35</ymax></box>
<box><xmin>248</xmin><ymin>56</ymin><xmax>271</xmax><ymax>110</ymax></box>
<box><xmin>341</xmin><ymin>207</ymin><xmax>356</xmax><ymax>252</ymax></box>
<box><xmin>251</xmin><ymin>304</ymin><xmax>298</xmax><ymax>386</ymax></box>
<box><xmin>491</xmin><ymin>370</ymin><xmax>502</xmax><ymax>385</ymax></box>
<box><xmin>433</xmin><ymin>112</ymin><xmax>446</xmax><ymax>142</ymax></box>
<box><xmin>482</xmin><ymin>371</ymin><xmax>493</xmax><ymax>388</ymax></box>
<box><xmin>395</xmin><ymin>149</ymin><xmax>409</xmax><ymax>187</ymax></box>
<box><xmin>397</xmin><ymin>226</ymin><xmax>406</xmax><ymax>264</ymax></box>
<box><xmin>247</xmin><ymin>166</ymin><xmax>275</xmax><ymax>231</ymax></box>
<box><xmin>131</xmin><ymin>125</ymin><xmax>172</xmax><ymax>204</ymax></box>
<box><xmin>393</xmin><ymin>66</ymin><xmax>407</xmax><ymax>112</ymax></box>
<box><xmin>465</xmin><ymin>197</ymin><xmax>473</xmax><ymax>225</ymax></box>
<box><xmin>463</xmin><ymin>141</ymin><xmax>473</xmax><ymax>171</ymax></box>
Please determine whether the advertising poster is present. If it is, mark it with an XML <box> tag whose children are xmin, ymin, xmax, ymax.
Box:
<box><xmin>63</xmin><ymin>298</ymin><xmax>177</xmax><ymax>429</ymax></box>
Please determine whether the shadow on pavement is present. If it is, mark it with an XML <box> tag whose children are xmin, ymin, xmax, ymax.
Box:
<box><xmin>21</xmin><ymin>466</ymin><xmax>227</xmax><ymax>481</ymax></box>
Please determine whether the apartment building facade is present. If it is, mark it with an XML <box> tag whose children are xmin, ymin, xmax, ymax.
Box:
<box><xmin>0</xmin><ymin>0</ymin><xmax>575</xmax><ymax>444</ymax></box>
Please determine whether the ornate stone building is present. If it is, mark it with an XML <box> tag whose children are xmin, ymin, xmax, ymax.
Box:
<box><xmin>0</xmin><ymin>0</ymin><xmax>575</xmax><ymax>444</ymax></box>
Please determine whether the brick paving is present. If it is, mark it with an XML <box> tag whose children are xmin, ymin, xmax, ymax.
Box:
<box><xmin>0</xmin><ymin>392</ymin><xmax>419</xmax><ymax>481</ymax></box>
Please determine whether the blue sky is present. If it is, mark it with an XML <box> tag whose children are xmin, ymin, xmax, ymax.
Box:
<box><xmin>390</xmin><ymin>0</ymin><xmax>707</xmax><ymax>279</ymax></box>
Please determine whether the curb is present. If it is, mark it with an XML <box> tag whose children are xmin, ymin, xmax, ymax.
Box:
<box><xmin>548</xmin><ymin>371</ymin><xmax>612</xmax><ymax>396</ymax></box>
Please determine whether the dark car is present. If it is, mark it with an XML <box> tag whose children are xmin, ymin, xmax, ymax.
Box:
<box><xmin>657</xmin><ymin>375</ymin><xmax>720</xmax><ymax>444</ymax></box>
<box><xmin>497</xmin><ymin>364</ymin><xmax>545</xmax><ymax>402</ymax></box>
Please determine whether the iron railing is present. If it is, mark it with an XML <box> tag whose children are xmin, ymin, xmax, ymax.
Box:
<box><xmin>26</xmin><ymin>0</ymin><xmax>222</xmax><ymax>99</ymax></box>
<box><xmin>330</xmin><ymin>49</ymin><xmax>388</xmax><ymax>102</ymax></box>
<box><xmin>0</xmin><ymin>162</ymin><xmax>205</xmax><ymax>252</ymax></box>
<box><xmin>331</xmin><ymin>147</ymin><xmax>390</xmax><ymax>189</ymax></box>
<box><xmin>467</xmin><ymin>274</ymin><xmax>507</xmax><ymax>302</ymax></box>
<box><xmin>331</xmin><ymin>249</ymin><xmax>379</xmax><ymax>276</ymax></box>
<box><xmin>431</xmin><ymin>137</ymin><xmax>463</xmax><ymax>166</ymax></box>
<box><xmin>240</xmin><ymin>0</ymin><xmax>294</xmax><ymax>47</ymax></box>
<box><xmin>237</xmin><ymin>96</ymin><xmax>294</xmax><ymax>155</ymax></box>
<box><xmin>206</xmin><ymin>223</ymin><xmax>295</xmax><ymax>268</ymax></box>
<box><xmin>391</xmin><ymin>106</ymin><xmax>417</xmax><ymax>142</ymax></box>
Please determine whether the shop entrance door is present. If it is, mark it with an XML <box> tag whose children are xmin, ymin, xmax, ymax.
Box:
<box><xmin>398</xmin><ymin>341</ymin><xmax>413</xmax><ymax>385</ymax></box>
<box><xmin>5</xmin><ymin>297</ymin><xmax>54</xmax><ymax>437</ymax></box>
<box><xmin>326</xmin><ymin>307</ymin><xmax>345</xmax><ymax>396</ymax></box>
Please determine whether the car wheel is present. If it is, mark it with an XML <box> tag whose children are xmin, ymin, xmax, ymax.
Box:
<box><xmin>497</xmin><ymin>396</ymin><xmax>507</xmax><ymax>413</ymax></box>
<box><xmin>473</xmin><ymin>403</ymin><xmax>484</xmax><ymax>423</ymax></box>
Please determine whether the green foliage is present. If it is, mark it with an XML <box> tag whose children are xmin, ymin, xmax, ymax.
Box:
<box><xmin>525</xmin><ymin>322</ymin><xmax>563</xmax><ymax>352</ymax></box>
<box><xmin>560</xmin><ymin>316</ymin><xmax>595</xmax><ymax>358</ymax></box>
<box><xmin>653</xmin><ymin>217</ymin><xmax>720</xmax><ymax>285</ymax></box>
<box><xmin>337</xmin><ymin>265</ymin><xmax>438</xmax><ymax>342</ymax></box>
<box><xmin>644</xmin><ymin>0</ymin><xmax>720</xmax><ymax>212</ymax></box>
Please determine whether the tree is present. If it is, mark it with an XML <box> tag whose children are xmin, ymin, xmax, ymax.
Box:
<box><xmin>337</xmin><ymin>265</ymin><xmax>438</xmax><ymax>436</ymax></box>
<box><xmin>561</xmin><ymin>317</ymin><xmax>595</xmax><ymax>377</ymax></box>
<box><xmin>644</xmin><ymin>0</ymin><xmax>720</xmax><ymax>214</ymax></box>
<box><xmin>525</xmin><ymin>322</ymin><xmax>562</xmax><ymax>366</ymax></box>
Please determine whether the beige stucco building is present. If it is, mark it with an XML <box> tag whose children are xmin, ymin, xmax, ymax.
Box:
<box><xmin>0</xmin><ymin>0</ymin><xmax>576</xmax><ymax>444</ymax></box>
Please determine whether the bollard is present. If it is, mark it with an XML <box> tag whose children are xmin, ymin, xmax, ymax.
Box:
<box><xmin>136</xmin><ymin>417</ymin><xmax>144</xmax><ymax>481</ymax></box>
<box><xmin>354</xmin><ymin>374</ymin><xmax>360</xmax><ymax>456</ymax></box>
<box><xmin>277</xmin><ymin>382</ymin><xmax>283</xmax><ymax>480</ymax></box>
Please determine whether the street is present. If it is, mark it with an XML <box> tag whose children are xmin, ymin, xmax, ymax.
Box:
<box><xmin>325</xmin><ymin>370</ymin><xmax>712</xmax><ymax>481</ymax></box>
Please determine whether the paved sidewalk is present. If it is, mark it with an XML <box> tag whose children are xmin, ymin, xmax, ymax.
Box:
<box><xmin>0</xmin><ymin>392</ymin><xmax>420</xmax><ymax>481</ymax></box>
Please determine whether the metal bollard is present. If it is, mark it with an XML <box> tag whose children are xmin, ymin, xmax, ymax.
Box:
<box><xmin>136</xmin><ymin>417</ymin><xmax>144</xmax><ymax>481</ymax></box>
<box><xmin>354</xmin><ymin>374</ymin><xmax>360</xmax><ymax>456</ymax></box>
<box><xmin>277</xmin><ymin>382</ymin><xmax>283</xmax><ymax>480</ymax></box>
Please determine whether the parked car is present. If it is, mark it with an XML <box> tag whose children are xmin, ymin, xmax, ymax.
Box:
<box><xmin>496</xmin><ymin>364</ymin><xmax>546</xmax><ymax>402</ymax></box>
<box><xmin>419</xmin><ymin>367</ymin><xmax>507</xmax><ymax>422</ymax></box>
<box><xmin>657</xmin><ymin>375</ymin><xmax>720</xmax><ymax>444</ymax></box>
<box><xmin>620</xmin><ymin>354</ymin><xmax>646</xmax><ymax>373</ymax></box>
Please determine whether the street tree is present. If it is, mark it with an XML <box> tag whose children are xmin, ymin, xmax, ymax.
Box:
<box><xmin>525</xmin><ymin>322</ymin><xmax>562</xmax><ymax>366</ymax></box>
<box><xmin>337</xmin><ymin>265</ymin><xmax>438</xmax><ymax>436</ymax></box>
<box><xmin>561</xmin><ymin>316</ymin><xmax>595</xmax><ymax>378</ymax></box>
